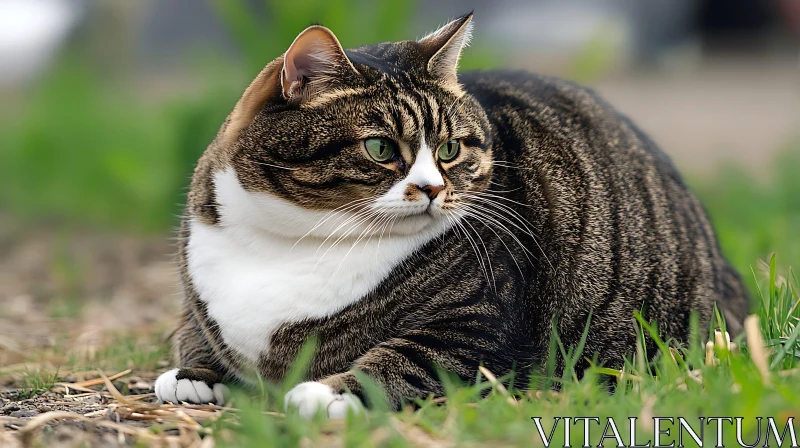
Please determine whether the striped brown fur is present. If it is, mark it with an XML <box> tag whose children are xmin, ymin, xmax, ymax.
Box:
<box><xmin>168</xmin><ymin>13</ymin><xmax>749</xmax><ymax>410</ymax></box>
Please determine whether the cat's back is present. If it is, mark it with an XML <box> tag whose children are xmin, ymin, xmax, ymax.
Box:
<box><xmin>459</xmin><ymin>70</ymin><xmax>603</xmax><ymax>115</ymax></box>
<box><xmin>460</xmin><ymin>69</ymin><xmax>682</xmax><ymax>182</ymax></box>
<box><xmin>460</xmin><ymin>70</ymin><xmax>615</xmax><ymax>119</ymax></box>
<box><xmin>460</xmin><ymin>69</ymin><xmax>749</xmax><ymax>337</ymax></box>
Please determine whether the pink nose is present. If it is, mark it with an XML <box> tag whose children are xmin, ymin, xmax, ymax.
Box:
<box><xmin>420</xmin><ymin>184</ymin><xmax>444</xmax><ymax>199</ymax></box>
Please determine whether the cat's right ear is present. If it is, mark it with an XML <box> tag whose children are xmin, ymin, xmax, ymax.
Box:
<box><xmin>218</xmin><ymin>25</ymin><xmax>359</xmax><ymax>146</ymax></box>
<box><xmin>281</xmin><ymin>25</ymin><xmax>360</xmax><ymax>101</ymax></box>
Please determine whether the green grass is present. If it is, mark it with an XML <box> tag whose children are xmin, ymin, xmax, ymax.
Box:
<box><xmin>0</xmin><ymin>60</ymin><xmax>235</xmax><ymax>232</ymax></box>
<box><xmin>0</xmin><ymin>1</ymin><xmax>798</xmax><ymax>444</ymax></box>
<box><xmin>691</xmin><ymin>140</ymin><xmax>800</xmax><ymax>288</ymax></box>
<box><xmin>208</xmin><ymin>259</ymin><xmax>799</xmax><ymax>447</ymax></box>
<box><xmin>17</xmin><ymin>368</ymin><xmax>60</xmax><ymax>400</ymax></box>
<box><xmin>69</xmin><ymin>332</ymin><xmax>172</xmax><ymax>374</ymax></box>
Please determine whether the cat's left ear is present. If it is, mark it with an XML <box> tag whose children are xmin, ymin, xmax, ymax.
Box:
<box><xmin>417</xmin><ymin>13</ymin><xmax>473</xmax><ymax>90</ymax></box>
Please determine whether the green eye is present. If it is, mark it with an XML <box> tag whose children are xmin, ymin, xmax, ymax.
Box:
<box><xmin>438</xmin><ymin>139</ymin><xmax>460</xmax><ymax>162</ymax></box>
<box><xmin>364</xmin><ymin>138</ymin><xmax>397</xmax><ymax>163</ymax></box>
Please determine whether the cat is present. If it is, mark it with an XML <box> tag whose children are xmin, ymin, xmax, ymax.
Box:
<box><xmin>154</xmin><ymin>13</ymin><xmax>750</xmax><ymax>418</ymax></box>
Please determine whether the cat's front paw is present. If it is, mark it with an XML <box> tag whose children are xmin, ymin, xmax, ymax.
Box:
<box><xmin>154</xmin><ymin>368</ymin><xmax>228</xmax><ymax>405</ymax></box>
<box><xmin>284</xmin><ymin>382</ymin><xmax>361</xmax><ymax>419</ymax></box>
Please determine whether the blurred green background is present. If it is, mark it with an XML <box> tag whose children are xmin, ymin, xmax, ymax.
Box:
<box><xmin>0</xmin><ymin>3</ymin><xmax>798</xmax><ymax>445</ymax></box>
<box><xmin>0</xmin><ymin>0</ymin><xmax>797</xmax><ymax>327</ymax></box>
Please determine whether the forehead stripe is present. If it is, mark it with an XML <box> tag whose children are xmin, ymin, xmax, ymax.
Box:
<box><xmin>442</xmin><ymin>109</ymin><xmax>452</xmax><ymax>138</ymax></box>
<box><xmin>390</xmin><ymin>107</ymin><xmax>405</xmax><ymax>138</ymax></box>
<box><xmin>423</xmin><ymin>94</ymin><xmax>439</xmax><ymax>133</ymax></box>
<box><xmin>406</xmin><ymin>88</ymin><xmax>433</xmax><ymax>133</ymax></box>
<box><xmin>384</xmin><ymin>76</ymin><xmax>400</xmax><ymax>94</ymax></box>
<box><xmin>398</xmin><ymin>98</ymin><xmax>421</xmax><ymax>132</ymax></box>
<box><xmin>436</xmin><ymin>100</ymin><xmax>445</xmax><ymax>136</ymax></box>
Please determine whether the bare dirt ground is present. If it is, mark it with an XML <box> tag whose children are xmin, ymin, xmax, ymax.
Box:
<box><xmin>0</xmin><ymin>217</ymin><xmax>190</xmax><ymax>446</ymax></box>
<box><xmin>592</xmin><ymin>61</ymin><xmax>800</xmax><ymax>174</ymax></box>
<box><xmin>0</xmin><ymin>216</ymin><xmax>179</xmax><ymax>365</ymax></box>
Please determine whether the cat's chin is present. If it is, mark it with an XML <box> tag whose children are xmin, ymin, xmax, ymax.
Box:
<box><xmin>383</xmin><ymin>212</ymin><xmax>446</xmax><ymax>236</ymax></box>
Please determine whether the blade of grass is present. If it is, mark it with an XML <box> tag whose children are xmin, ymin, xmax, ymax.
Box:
<box><xmin>633</xmin><ymin>311</ymin><xmax>680</xmax><ymax>376</ymax></box>
<box><xmin>769</xmin><ymin>320</ymin><xmax>800</xmax><ymax>369</ymax></box>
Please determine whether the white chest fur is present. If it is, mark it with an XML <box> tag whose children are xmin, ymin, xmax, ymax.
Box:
<box><xmin>186</xmin><ymin>169</ymin><xmax>450</xmax><ymax>364</ymax></box>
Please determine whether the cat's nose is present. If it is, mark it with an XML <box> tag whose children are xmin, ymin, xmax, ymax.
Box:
<box><xmin>419</xmin><ymin>184</ymin><xmax>444</xmax><ymax>200</ymax></box>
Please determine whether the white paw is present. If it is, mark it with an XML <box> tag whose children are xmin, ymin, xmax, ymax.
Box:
<box><xmin>154</xmin><ymin>368</ymin><xmax>227</xmax><ymax>405</ymax></box>
<box><xmin>284</xmin><ymin>381</ymin><xmax>361</xmax><ymax>419</ymax></box>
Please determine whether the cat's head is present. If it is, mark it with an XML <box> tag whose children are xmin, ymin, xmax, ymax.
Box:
<box><xmin>202</xmin><ymin>13</ymin><xmax>492</xmax><ymax>239</ymax></box>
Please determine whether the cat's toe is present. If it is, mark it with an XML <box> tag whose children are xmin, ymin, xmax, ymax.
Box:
<box><xmin>284</xmin><ymin>381</ymin><xmax>361</xmax><ymax>419</ymax></box>
<box><xmin>155</xmin><ymin>368</ymin><xmax>180</xmax><ymax>404</ymax></box>
<box><xmin>154</xmin><ymin>368</ymin><xmax>227</xmax><ymax>405</ymax></box>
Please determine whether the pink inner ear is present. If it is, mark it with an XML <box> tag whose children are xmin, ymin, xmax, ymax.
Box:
<box><xmin>289</xmin><ymin>52</ymin><xmax>316</xmax><ymax>80</ymax></box>
<box><xmin>282</xmin><ymin>48</ymin><xmax>306</xmax><ymax>97</ymax></box>
<box><xmin>282</xmin><ymin>29</ymin><xmax>336</xmax><ymax>98</ymax></box>
<box><xmin>284</xmin><ymin>40</ymin><xmax>317</xmax><ymax>81</ymax></box>
<box><xmin>280</xmin><ymin>26</ymin><xmax>359</xmax><ymax>100</ymax></box>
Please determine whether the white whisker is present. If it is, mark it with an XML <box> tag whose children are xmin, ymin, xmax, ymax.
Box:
<box><xmin>448</xmin><ymin>211</ymin><xmax>493</xmax><ymax>288</ymax></box>
<box><xmin>459</xmin><ymin>205</ymin><xmax>527</xmax><ymax>277</ymax></box>
<box><xmin>459</xmin><ymin>212</ymin><xmax>497</xmax><ymax>288</ymax></box>
<box><xmin>456</xmin><ymin>191</ymin><xmax>555</xmax><ymax>273</ymax></box>
<box><xmin>252</xmin><ymin>161</ymin><xmax>300</xmax><ymax>171</ymax></box>
<box><xmin>292</xmin><ymin>197</ymin><xmax>376</xmax><ymax>249</ymax></box>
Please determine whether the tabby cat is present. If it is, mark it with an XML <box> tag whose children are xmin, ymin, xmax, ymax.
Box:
<box><xmin>154</xmin><ymin>14</ymin><xmax>749</xmax><ymax>417</ymax></box>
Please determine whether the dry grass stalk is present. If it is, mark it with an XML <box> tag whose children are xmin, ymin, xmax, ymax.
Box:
<box><xmin>53</xmin><ymin>368</ymin><xmax>133</xmax><ymax>396</ymax></box>
<box><xmin>99</xmin><ymin>369</ymin><xmax>132</xmax><ymax>405</ymax></box>
<box><xmin>638</xmin><ymin>394</ymin><xmax>656</xmax><ymax>431</ymax></box>
<box><xmin>11</xmin><ymin>369</ymin><xmax>236</xmax><ymax>445</ymax></box>
<box><xmin>608</xmin><ymin>368</ymin><xmax>643</xmax><ymax>383</ymax></box>
<box><xmin>477</xmin><ymin>366</ymin><xmax>518</xmax><ymax>406</ymax></box>
<box><xmin>526</xmin><ymin>390</ymin><xmax>561</xmax><ymax>400</ymax></box>
<box><xmin>74</xmin><ymin>369</ymin><xmax>132</xmax><ymax>388</ymax></box>
<box><xmin>714</xmin><ymin>329</ymin><xmax>726</xmax><ymax>350</ymax></box>
<box><xmin>390</xmin><ymin>416</ymin><xmax>454</xmax><ymax>448</ymax></box>
<box><xmin>57</xmin><ymin>383</ymin><xmax>98</xmax><ymax>394</ymax></box>
<box><xmin>744</xmin><ymin>315</ymin><xmax>771</xmax><ymax>385</ymax></box>
<box><xmin>705</xmin><ymin>341</ymin><xmax>717</xmax><ymax>366</ymax></box>
<box><xmin>15</xmin><ymin>410</ymin><xmax>187</xmax><ymax>446</ymax></box>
